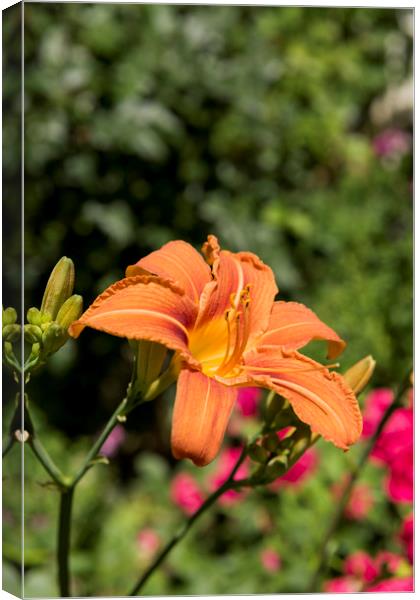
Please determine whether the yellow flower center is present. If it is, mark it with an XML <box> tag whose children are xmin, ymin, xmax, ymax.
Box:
<box><xmin>189</xmin><ymin>286</ymin><xmax>251</xmax><ymax>377</ymax></box>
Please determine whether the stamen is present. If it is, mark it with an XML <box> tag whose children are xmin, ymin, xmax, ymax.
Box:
<box><xmin>216</xmin><ymin>285</ymin><xmax>253</xmax><ymax>376</ymax></box>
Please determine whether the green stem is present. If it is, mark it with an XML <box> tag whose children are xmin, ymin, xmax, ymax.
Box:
<box><xmin>128</xmin><ymin>446</ymin><xmax>248</xmax><ymax>596</ymax></box>
<box><xmin>2</xmin><ymin>435</ymin><xmax>15</xmax><ymax>458</ymax></box>
<box><xmin>57</xmin><ymin>488</ymin><xmax>74</xmax><ymax>597</ymax></box>
<box><xmin>29</xmin><ymin>436</ymin><xmax>69</xmax><ymax>488</ymax></box>
<box><xmin>309</xmin><ymin>370</ymin><xmax>412</xmax><ymax>591</ymax></box>
<box><xmin>70</xmin><ymin>397</ymin><xmax>128</xmax><ymax>487</ymax></box>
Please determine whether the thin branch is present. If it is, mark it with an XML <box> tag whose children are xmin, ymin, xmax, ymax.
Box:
<box><xmin>128</xmin><ymin>449</ymin><xmax>248</xmax><ymax>596</ymax></box>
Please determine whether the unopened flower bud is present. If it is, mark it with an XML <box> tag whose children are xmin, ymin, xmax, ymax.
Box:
<box><xmin>344</xmin><ymin>355</ymin><xmax>376</xmax><ymax>394</ymax></box>
<box><xmin>136</xmin><ymin>340</ymin><xmax>168</xmax><ymax>393</ymax></box>
<box><xmin>56</xmin><ymin>295</ymin><xmax>83</xmax><ymax>330</ymax></box>
<box><xmin>42</xmin><ymin>323</ymin><xmax>67</xmax><ymax>355</ymax></box>
<box><xmin>24</xmin><ymin>324</ymin><xmax>43</xmax><ymax>344</ymax></box>
<box><xmin>264</xmin><ymin>393</ymin><xmax>287</xmax><ymax>426</ymax></box>
<box><xmin>4</xmin><ymin>341</ymin><xmax>16</xmax><ymax>362</ymax></box>
<box><xmin>264</xmin><ymin>455</ymin><xmax>289</xmax><ymax>482</ymax></box>
<box><xmin>262</xmin><ymin>433</ymin><xmax>280</xmax><ymax>453</ymax></box>
<box><xmin>2</xmin><ymin>324</ymin><xmax>21</xmax><ymax>342</ymax></box>
<box><xmin>248</xmin><ymin>443</ymin><xmax>270</xmax><ymax>464</ymax></box>
<box><xmin>27</xmin><ymin>307</ymin><xmax>43</xmax><ymax>326</ymax></box>
<box><xmin>30</xmin><ymin>342</ymin><xmax>41</xmax><ymax>359</ymax></box>
<box><xmin>41</xmin><ymin>257</ymin><xmax>75</xmax><ymax>320</ymax></box>
<box><xmin>3</xmin><ymin>307</ymin><xmax>17</xmax><ymax>326</ymax></box>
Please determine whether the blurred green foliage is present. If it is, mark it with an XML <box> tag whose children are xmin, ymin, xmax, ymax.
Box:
<box><xmin>3</xmin><ymin>4</ymin><xmax>412</xmax><ymax>596</ymax></box>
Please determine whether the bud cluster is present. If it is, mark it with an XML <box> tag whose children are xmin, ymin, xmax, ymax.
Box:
<box><xmin>23</xmin><ymin>257</ymin><xmax>83</xmax><ymax>375</ymax></box>
<box><xmin>247</xmin><ymin>392</ymin><xmax>313</xmax><ymax>485</ymax></box>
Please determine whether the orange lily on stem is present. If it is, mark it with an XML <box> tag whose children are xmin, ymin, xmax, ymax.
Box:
<box><xmin>69</xmin><ymin>236</ymin><xmax>362</xmax><ymax>466</ymax></box>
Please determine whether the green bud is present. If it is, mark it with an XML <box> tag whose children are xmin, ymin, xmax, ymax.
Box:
<box><xmin>3</xmin><ymin>307</ymin><xmax>17</xmax><ymax>326</ymax></box>
<box><xmin>41</xmin><ymin>257</ymin><xmax>75</xmax><ymax>320</ymax></box>
<box><xmin>343</xmin><ymin>355</ymin><xmax>376</xmax><ymax>395</ymax></box>
<box><xmin>30</xmin><ymin>342</ymin><xmax>41</xmax><ymax>358</ymax></box>
<box><xmin>4</xmin><ymin>341</ymin><xmax>16</xmax><ymax>363</ymax></box>
<box><xmin>27</xmin><ymin>307</ymin><xmax>43</xmax><ymax>326</ymax></box>
<box><xmin>42</xmin><ymin>323</ymin><xmax>67</xmax><ymax>355</ymax></box>
<box><xmin>264</xmin><ymin>455</ymin><xmax>289</xmax><ymax>481</ymax></box>
<box><xmin>136</xmin><ymin>340</ymin><xmax>168</xmax><ymax>393</ymax></box>
<box><xmin>264</xmin><ymin>393</ymin><xmax>287</xmax><ymax>426</ymax></box>
<box><xmin>262</xmin><ymin>433</ymin><xmax>280</xmax><ymax>453</ymax></box>
<box><xmin>56</xmin><ymin>295</ymin><xmax>83</xmax><ymax>330</ymax></box>
<box><xmin>248</xmin><ymin>443</ymin><xmax>270</xmax><ymax>464</ymax></box>
<box><xmin>3</xmin><ymin>324</ymin><xmax>21</xmax><ymax>342</ymax></box>
<box><xmin>24</xmin><ymin>324</ymin><xmax>43</xmax><ymax>344</ymax></box>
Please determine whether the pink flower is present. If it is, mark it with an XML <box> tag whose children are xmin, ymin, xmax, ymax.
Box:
<box><xmin>330</xmin><ymin>478</ymin><xmax>374</xmax><ymax>521</ymax></box>
<box><xmin>362</xmin><ymin>388</ymin><xmax>394</xmax><ymax>439</ymax></box>
<box><xmin>324</xmin><ymin>577</ymin><xmax>360</xmax><ymax>593</ymax></box>
<box><xmin>375</xmin><ymin>551</ymin><xmax>403</xmax><ymax>575</ymax></box>
<box><xmin>210</xmin><ymin>447</ymin><xmax>249</xmax><ymax>505</ymax></box>
<box><xmin>386</xmin><ymin>446</ymin><xmax>413</xmax><ymax>503</ymax></box>
<box><xmin>170</xmin><ymin>473</ymin><xmax>204</xmax><ymax>515</ymax></box>
<box><xmin>273</xmin><ymin>447</ymin><xmax>318</xmax><ymax>487</ymax></box>
<box><xmin>363</xmin><ymin>388</ymin><xmax>413</xmax><ymax>505</ymax></box>
<box><xmin>372</xmin><ymin>407</ymin><xmax>413</xmax><ymax>464</ymax></box>
<box><xmin>344</xmin><ymin>551</ymin><xmax>379</xmax><ymax>583</ymax></box>
<box><xmin>366</xmin><ymin>577</ymin><xmax>413</xmax><ymax>592</ymax></box>
<box><xmin>100</xmin><ymin>424</ymin><xmax>126</xmax><ymax>457</ymax></box>
<box><xmin>260</xmin><ymin>548</ymin><xmax>282</xmax><ymax>573</ymax></box>
<box><xmin>372</xmin><ymin>128</ymin><xmax>411</xmax><ymax>158</ymax></box>
<box><xmin>136</xmin><ymin>528</ymin><xmax>160</xmax><ymax>557</ymax></box>
<box><xmin>400</xmin><ymin>513</ymin><xmax>414</xmax><ymax>564</ymax></box>
<box><xmin>237</xmin><ymin>387</ymin><xmax>261</xmax><ymax>417</ymax></box>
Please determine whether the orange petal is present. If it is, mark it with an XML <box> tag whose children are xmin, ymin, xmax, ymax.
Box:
<box><xmin>171</xmin><ymin>369</ymin><xmax>237</xmax><ymax>466</ymax></box>
<box><xmin>196</xmin><ymin>249</ymin><xmax>278</xmax><ymax>343</ymax></box>
<box><xmin>68</xmin><ymin>276</ymin><xmax>199</xmax><ymax>367</ymax></box>
<box><xmin>258</xmin><ymin>301</ymin><xmax>346</xmax><ymax>359</ymax></box>
<box><xmin>243</xmin><ymin>348</ymin><xmax>362</xmax><ymax>450</ymax></box>
<box><xmin>126</xmin><ymin>240</ymin><xmax>211</xmax><ymax>304</ymax></box>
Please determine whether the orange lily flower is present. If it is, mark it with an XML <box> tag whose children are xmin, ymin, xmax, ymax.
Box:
<box><xmin>69</xmin><ymin>236</ymin><xmax>362</xmax><ymax>466</ymax></box>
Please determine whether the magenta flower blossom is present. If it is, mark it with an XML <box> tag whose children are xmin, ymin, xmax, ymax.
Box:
<box><xmin>100</xmin><ymin>424</ymin><xmax>126</xmax><ymax>457</ymax></box>
<box><xmin>375</xmin><ymin>551</ymin><xmax>403</xmax><ymax>575</ymax></box>
<box><xmin>260</xmin><ymin>548</ymin><xmax>282</xmax><ymax>572</ymax></box>
<box><xmin>236</xmin><ymin>387</ymin><xmax>262</xmax><ymax>417</ymax></box>
<box><xmin>362</xmin><ymin>388</ymin><xmax>413</xmax><ymax>504</ymax></box>
<box><xmin>386</xmin><ymin>444</ymin><xmax>413</xmax><ymax>503</ymax></box>
<box><xmin>170</xmin><ymin>473</ymin><xmax>204</xmax><ymax>515</ymax></box>
<box><xmin>344</xmin><ymin>551</ymin><xmax>379</xmax><ymax>583</ymax></box>
<box><xmin>324</xmin><ymin>577</ymin><xmax>360</xmax><ymax>593</ymax></box>
<box><xmin>372</xmin><ymin>128</ymin><xmax>411</xmax><ymax>158</ymax></box>
<box><xmin>400</xmin><ymin>513</ymin><xmax>413</xmax><ymax>564</ymax></box>
<box><xmin>210</xmin><ymin>447</ymin><xmax>249</xmax><ymax>505</ymax></box>
<box><xmin>366</xmin><ymin>577</ymin><xmax>413</xmax><ymax>592</ymax></box>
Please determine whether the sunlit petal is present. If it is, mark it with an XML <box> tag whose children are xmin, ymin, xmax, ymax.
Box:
<box><xmin>69</xmin><ymin>275</ymin><xmax>199</xmax><ymax>367</ymax></box>
<box><xmin>242</xmin><ymin>348</ymin><xmax>362</xmax><ymax>450</ymax></box>
<box><xmin>171</xmin><ymin>368</ymin><xmax>237</xmax><ymax>466</ymax></box>
<box><xmin>258</xmin><ymin>301</ymin><xmax>346</xmax><ymax>359</ymax></box>
<box><xmin>126</xmin><ymin>240</ymin><xmax>211</xmax><ymax>304</ymax></box>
